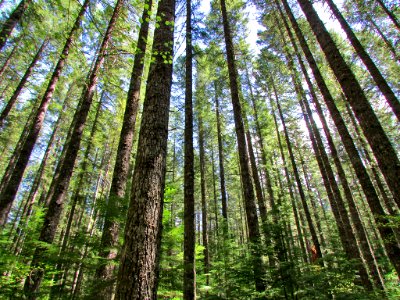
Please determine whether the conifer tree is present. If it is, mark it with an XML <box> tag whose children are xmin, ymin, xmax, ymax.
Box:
<box><xmin>115</xmin><ymin>0</ymin><xmax>176</xmax><ymax>297</ymax></box>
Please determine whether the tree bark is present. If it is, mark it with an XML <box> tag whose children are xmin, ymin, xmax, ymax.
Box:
<box><xmin>94</xmin><ymin>0</ymin><xmax>153</xmax><ymax>293</ymax></box>
<box><xmin>198</xmin><ymin>108</ymin><xmax>210</xmax><ymax>287</ymax></box>
<box><xmin>214</xmin><ymin>82</ymin><xmax>228</xmax><ymax>221</ymax></box>
<box><xmin>183</xmin><ymin>0</ymin><xmax>196</xmax><ymax>297</ymax></box>
<box><xmin>344</xmin><ymin>101</ymin><xmax>398</xmax><ymax>214</ymax></box>
<box><xmin>296</xmin><ymin>0</ymin><xmax>400</xmax><ymax>211</ymax></box>
<box><xmin>115</xmin><ymin>0</ymin><xmax>175</xmax><ymax>298</ymax></box>
<box><xmin>284</xmin><ymin>0</ymin><xmax>400</xmax><ymax>278</ymax></box>
<box><xmin>219</xmin><ymin>0</ymin><xmax>265</xmax><ymax>291</ymax></box>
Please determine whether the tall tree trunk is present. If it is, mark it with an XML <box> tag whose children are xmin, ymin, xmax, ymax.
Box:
<box><xmin>219</xmin><ymin>0</ymin><xmax>265</xmax><ymax>291</ymax></box>
<box><xmin>245</xmin><ymin>130</ymin><xmax>269</xmax><ymax>241</ymax></box>
<box><xmin>214</xmin><ymin>82</ymin><xmax>228</xmax><ymax>221</ymax></box>
<box><xmin>0</xmin><ymin>0</ymin><xmax>89</xmax><ymax>226</ymax></box>
<box><xmin>367</xmin><ymin>16</ymin><xmax>399</xmax><ymax>62</ymax></box>
<box><xmin>325</xmin><ymin>0</ymin><xmax>400</xmax><ymax>122</ymax></box>
<box><xmin>23</xmin><ymin>1</ymin><xmax>120</xmax><ymax>297</ymax></box>
<box><xmin>277</xmin><ymin>3</ymin><xmax>383</xmax><ymax>288</ymax></box>
<box><xmin>298</xmin><ymin>87</ymin><xmax>372</xmax><ymax>289</ymax></box>
<box><xmin>0</xmin><ymin>110</ymin><xmax>31</xmax><ymax>194</ymax></box>
<box><xmin>50</xmin><ymin>93</ymin><xmax>103</xmax><ymax>299</ymax></box>
<box><xmin>375</xmin><ymin>0</ymin><xmax>400</xmax><ymax>31</ymax></box>
<box><xmin>0</xmin><ymin>39</ymin><xmax>19</xmax><ymax>78</ymax></box>
<box><xmin>198</xmin><ymin>107</ymin><xmax>210</xmax><ymax>287</ymax></box>
<box><xmin>94</xmin><ymin>0</ymin><xmax>153</xmax><ymax>293</ymax></box>
<box><xmin>183</xmin><ymin>0</ymin><xmax>196</xmax><ymax>297</ymax></box>
<box><xmin>247</xmin><ymin>73</ymin><xmax>292</xmax><ymax>273</ymax></box>
<box><xmin>0</xmin><ymin>0</ymin><xmax>31</xmax><ymax>51</ymax></box>
<box><xmin>283</xmin><ymin>0</ymin><xmax>400</xmax><ymax>278</ymax></box>
<box><xmin>115</xmin><ymin>0</ymin><xmax>176</xmax><ymax>298</ymax></box>
<box><xmin>344</xmin><ymin>101</ymin><xmax>397</xmax><ymax>215</ymax></box>
<box><xmin>298</xmin><ymin>153</ymin><xmax>326</xmax><ymax>249</ymax></box>
<box><xmin>72</xmin><ymin>142</ymin><xmax>113</xmax><ymax>299</ymax></box>
<box><xmin>270</xmin><ymin>79</ymin><xmax>323</xmax><ymax>263</ymax></box>
<box><xmin>270</xmin><ymin>106</ymin><xmax>308</xmax><ymax>263</ymax></box>
<box><xmin>210</xmin><ymin>146</ymin><xmax>219</xmax><ymax>240</ymax></box>
<box><xmin>296</xmin><ymin>0</ymin><xmax>400</xmax><ymax>210</ymax></box>
<box><xmin>12</xmin><ymin>87</ymin><xmax>72</xmax><ymax>255</ymax></box>
<box><xmin>0</xmin><ymin>39</ymin><xmax>47</xmax><ymax>128</ymax></box>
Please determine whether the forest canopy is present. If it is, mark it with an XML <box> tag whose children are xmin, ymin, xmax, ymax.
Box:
<box><xmin>0</xmin><ymin>0</ymin><xmax>399</xmax><ymax>299</ymax></box>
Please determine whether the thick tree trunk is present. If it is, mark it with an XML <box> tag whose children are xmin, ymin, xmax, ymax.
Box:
<box><xmin>23</xmin><ymin>1</ymin><xmax>120</xmax><ymax>297</ymax></box>
<box><xmin>344</xmin><ymin>101</ymin><xmax>397</xmax><ymax>214</ymax></box>
<box><xmin>284</xmin><ymin>0</ymin><xmax>400</xmax><ymax>278</ymax></box>
<box><xmin>0</xmin><ymin>39</ymin><xmax>47</xmax><ymax>128</ymax></box>
<box><xmin>296</xmin><ymin>0</ymin><xmax>400</xmax><ymax>211</ymax></box>
<box><xmin>325</xmin><ymin>0</ymin><xmax>400</xmax><ymax>123</ymax></box>
<box><xmin>183</xmin><ymin>0</ymin><xmax>196</xmax><ymax>297</ymax></box>
<box><xmin>0</xmin><ymin>0</ymin><xmax>31</xmax><ymax>51</ymax></box>
<box><xmin>219</xmin><ymin>0</ymin><xmax>265</xmax><ymax>291</ymax></box>
<box><xmin>0</xmin><ymin>0</ymin><xmax>89</xmax><ymax>227</ymax></box>
<box><xmin>94</xmin><ymin>0</ymin><xmax>153</xmax><ymax>293</ymax></box>
<box><xmin>115</xmin><ymin>0</ymin><xmax>176</xmax><ymax>298</ymax></box>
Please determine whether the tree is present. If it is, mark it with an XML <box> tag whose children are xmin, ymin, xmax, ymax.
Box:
<box><xmin>94</xmin><ymin>0</ymin><xmax>153</xmax><ymax>294</ymax></box>
<box><xmin>296</xmin><ymin>0</ymin><xmax>400</xmax><ymax>213</ymax></box>
<box><xmin>0</xmin><ymin>0</ymin><xmax>31</xmax><ymax>51</ymax></box>
<box><xmin>0</xmin><ymin>0</ymin><xmax>399</xmax><ymax>298</ymax></box>
<box><xmin>0</xmin><ymin>39</ymin><xmax>47</xmax><ymax>128</ymax></box>
<box><xmin>183</xmin><ymin>0</ymin><xmax>196</xmax><ymax>298</ymax></box>
<box><xmin>324</xmin><ymin>0</ymin><xmax>400</xmax><ymax>122</ymax></box>
<box><xmin>0</xmin><ymin>0</ymin><xmax>90</xmax><ymax>226</ymax></box>
<box><xmin>23</xmin><ymin>0</ymin><xmax>122</xmax><ymax>296</ymax></box>
<box><xmin>115</xmin><ymin>0</ymin><xmax>176</xmax><ymax>297</ymax></box>
<box><xmin>284</xmin><ymin>0</ymin><xmax>400</xmax><ymax>278</ymax></box>
<box><xmin>219</xmin><ymin>0</ymin><xmax>265</xmax><ymax>292</ymax></box>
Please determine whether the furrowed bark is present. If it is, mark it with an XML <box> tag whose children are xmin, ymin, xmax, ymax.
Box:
<box><xmin>95</xmin><ymin>0</ymin><xmax>153</xmax><ymax>293</ymax></box>
<box><xmin>115</xmin><ymin>0</ymin><xmax>175</xmax><ymax>298</ymax></box>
